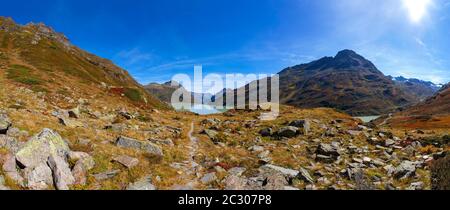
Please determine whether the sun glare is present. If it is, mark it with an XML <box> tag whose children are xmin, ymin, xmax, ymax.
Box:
<box><xmin>402</xmin><ymin>0</ymin><xmax>432</xmax><ymax>23</ymax></box>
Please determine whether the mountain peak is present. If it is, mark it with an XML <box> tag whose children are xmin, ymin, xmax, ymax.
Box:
<box><xmin>335</xmin><ymin>49</ymin><xmax>358</xmax><ymax>58</ymax></box>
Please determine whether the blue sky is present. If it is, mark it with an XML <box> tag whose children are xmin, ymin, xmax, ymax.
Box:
<box><xmin>1</xmin><ymin>0</ymin><xmax>450</xmax><ymax>88</ymax></box>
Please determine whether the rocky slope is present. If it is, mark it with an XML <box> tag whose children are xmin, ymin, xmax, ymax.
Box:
<box><xmin>0</xmin><ymin>17</ymin><xmax>167</xmax><ymax>110</ymax></box>
<box><xmin>384</xmin><ymin>84</ymin><xmax>450</xmax><ymax>129</ymax></box>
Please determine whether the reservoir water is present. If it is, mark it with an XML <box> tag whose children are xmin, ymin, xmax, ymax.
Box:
<box><xmin>172</xmin><ymin>103</ymin><xmax>226</xmax><ymax>115</ymax></box>
<box><xmin>355</xmin><ymin>116</ymin><xmax>381</xmax><ymax>123</ymax></box>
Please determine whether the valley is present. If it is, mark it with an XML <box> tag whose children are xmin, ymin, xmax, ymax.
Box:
<box><xmin>0</xmin><ymin>17</ymin><xmax>448</xmax><ymax>191</ymax></box>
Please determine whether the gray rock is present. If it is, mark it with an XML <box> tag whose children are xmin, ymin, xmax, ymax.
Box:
<box><xmin>113</xmin><ymin>155</ymin><xmax>139</xmax><ymax>168</ymax></box>
<box><xmin>149</xmin><ymin>138</ymin><xmax>174</xmax><ymax>146</ymax></box>
<box><xmin>116</xmin><ymin>136</ymin><xmax>163</xmax><ymax>157</ymax></box>
<box><xmin>277</xmin><ymin>126</ymin><xmax>299</xmax><ymax>138</ymax></box>
<box><xmin>70</xmin><ymin>152</ymin><xmax>94</xmax><ymax>186</ymax></box>
<box><xmin>259</xmin><ymin>128</ymin><xmax>273</xmax><ymax>137</ymax></box>
<box><xmin>0</xmin><ymin>135</ymin><xmax>21</xmax><ymax>153</ymax></box>
<box><xmin>48</xmin><ymin>154</ymin><xmax>75</xmax><ymax>190</ymax></box>
<box><xmin>127</xmin><ymin>176</ymin><xmax>156</xmax><ymax>190</ymax></box>
<box><xmin>223</xmin><ymin>175</ymin><xmax>250</xmax><ymax>190</ymax></box>
<box><xmin>284</xmin><ymin>186</ymin><xmax>300</xmax><ymax>190</ymax></box>
<box><xmin>289</xmin><ymin>119</ymin><xmax>311</xmax><ymax>135</ymax></box>
<box><xmin>385</xmin><ymin>139</ymin><xmax>396</xmax><ymax>147</ymax></box>
<box><xmin>228</xmin><ymin>167</ymin><xmax>247</xmax><ymax>176</ymax></box>
<box><xmin>6</xmin><ymin>127</ymin><xmax>29</xmax><ymax>138</ymax></box>
<box><xmin>93</xmin><ymin>170</ymin><xmax>120</xmax><ymax>181</ymax></box>
<box><xmin>263</xmin><ymin>164</ymin><xmax>299</xmax><ymax>178</ymax></box>
<box><xmin>2</xmin><ymin>153</ymin><xmax>24</xmax><ymax>185</ymax></box>
<box><xmin>298</xmin><ymin>167</ymin><xmax>315</xmax><ymax>184</ymax></box>
<box><xmin>202</xmin><ymin>129</ymin><xmax>219</xmax><ymax>141</ymax></box>
<box><xmin>248</xmin><ymin>145</ymin><xmax>265</xmax><ymax>152</ymax></box>
<box><xmin>316</xmin><ymin>143</ymin><xmax>340</xmax><ymax>158</ymax></box>
<box><xmin>59</xmin><ymin>117</ymin><xmax>83</xmax><ymax>128</ymax></box>
<box><xmin>0</xmin><ymin>114</ymin><xmax>11</xmax><ymax>134</ymax></box>
<box><xmin>316</xmin><ymin>154</ymin><xmax>334</xmax><ymax>163</ymax></box>
<box><xmin>407</xmin><ymin>182</ymin><xmax>424</xmax><ymax>190</ymax></box>
<box><xmin>394</xmin><ymin>161</ymin><xmax>416</xmax><ymax>179</ymax></box>
<box><xmin>24</xmin><ymin>163</ymin><xmax>53</xmax><ymax>190</ymax></box>
<box><xmin>16</xmin><ymin>128</ymin><xmax>70</xmax><ymax>169</ymax></box>
<box><xmin>264</xmin><ymin>173</ymin><xmax>288</xmax><ymax>190</ymax></box>
<box><xmin>68</xmin><ymin>107</ymin><xmax>80</xmax><ymax>118</ymax></box>
<box><xmin>201</xmin><ymin>172</ymin><xmax>217</xmax><ymax>184</ymax></box>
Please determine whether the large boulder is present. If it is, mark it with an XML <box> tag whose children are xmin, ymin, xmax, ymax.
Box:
<box><xmin>2</xmin><ymin>153</ymin><xmax>24</xmax><ymax>186</ymax></box>
<box><xmin>262</xmin><ymin>164</ymin><xmax>299</xmax><ymax>178</ymax></box>
<box><xmin>316</xmin><ymin>143</ymin><xmax>340</xmax><ymax>158</ymax></box>
<box><xmin>394</xmin><ymin>161</ymin><xmax>416</xmax><ymax>179</ymax></box>
<box><xmin>15</xmin><ymin>129</ymin><xmax>70</xmax><ymax>169</ymax></box>
<box><xmin>48</xmin><ymin>154</ymin><xmax>75</xmax><ymax>190</ymax></box>
<box><xmin>277</xmin><ymin>126</ymin><xmax>299</xmax><ymax>138</ymax></box>
<box><xmin>24</xmin><ymin>163</ymin><xmax>53</xmax><ymax>190</ymax></box>
<box><xmin>116</xmin><ymin>136</ymin><xmax>163</xmax><ymax>157</ymax></box>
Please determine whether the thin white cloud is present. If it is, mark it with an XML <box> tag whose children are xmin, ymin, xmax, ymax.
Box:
<box><xmin>114</xmin><ymin>48</ymin><xmax>154</xmax><ymax>66</ymax></box>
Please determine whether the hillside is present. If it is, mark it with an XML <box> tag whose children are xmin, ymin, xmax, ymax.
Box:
<box><xmin>0</xmin><ymin>17</ymin><xmax>167</xmax><ymax>110</ymax></box>
<box><xmin>385</xmin><ymin>84</ymin><xmax>450</xmax><ymax>129</ymax></box>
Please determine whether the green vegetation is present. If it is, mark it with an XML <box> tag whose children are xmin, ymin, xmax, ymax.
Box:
<box><xmin>124</xmin><ymin>88</ymin><xmax>143</xmax><ymax>102</ymax></box>
<box><xmin>6</xmin><ymin>65</ymin><xmax>47</xmax><ymax>93</ymax></box>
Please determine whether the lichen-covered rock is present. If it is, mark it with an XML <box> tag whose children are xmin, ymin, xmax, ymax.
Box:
<box><xmin>0</xmin><ymin>135</ymin><xmax>21</xmax><ymax>154</ymax></box>
<box><xmin>127</xmin><ymin>176</ymin><xmax>156</xmax><ymax>190</ymax></box>
<box><xmin>24</xmin><ymin>163</ymin><xmax>53</xmax><ymax>190</ymax></box>
<box><xmin>2</xmin><ymin>153</ymin><xmax>24</xmax><ymax>186</ymax></box>
<box><xmin>394</xmin><ymin>161</ymin><xmax>416</xmax><ymax>179</ymax></box>
<box><xmin>116</xmin><ymin>136</ymin><xmax>163</xmax><ymax>157</ymax></box>
<box><xmin>15</xmin><ymin>128</ymin><xmax>70</xmax><ymax>169</ymax></box>
<box><xmin>48</xmin><ymin>154</ymin><xmax>75</xmax><ymax>190</ymax></box>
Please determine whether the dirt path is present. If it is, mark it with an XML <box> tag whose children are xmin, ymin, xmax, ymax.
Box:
<box><xmin>170</xmin><ymin>121</ymin><xmax>202</xmax><ymax>189</ymax></box>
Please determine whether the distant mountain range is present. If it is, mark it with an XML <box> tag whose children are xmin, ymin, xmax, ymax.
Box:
<box><xmin>144</xmin><ymin>81</ymin><xmax>213</xmax><ymax>105</ymax></box>
<box><xmin>146</xmin><ymin>50</ymin><xmax>441</xmax><ymax>116</ymax></box>
<box><xmin>390</xmin><ymin>76</ymin><xmax>441</xmax><ymax>101</ymax></box>
<box><xmin>211</xmin><ymin>50</ymin><xmax>439</xmax><ymax>116</ymax></box>
<box><xmin>384</xmin><ymin>83</ymin><xmax>450</xmax><ymax>128</ymax></box>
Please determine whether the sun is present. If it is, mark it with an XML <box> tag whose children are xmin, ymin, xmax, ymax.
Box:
<box><xmin>402</xmin><ymin>0</ymin><xmax>432</xmax><ymax>23</ymax></box>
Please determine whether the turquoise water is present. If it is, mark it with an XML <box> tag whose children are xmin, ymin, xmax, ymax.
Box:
<box><xmin>172</xmin><ymin>103</ymin><xmax>226</xmax><ymax>115</ymax></box>
<box><xmin>355</xmin><ymin>116</ymin><xmax>381</xmax><ymax>123</ymax></box>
